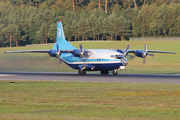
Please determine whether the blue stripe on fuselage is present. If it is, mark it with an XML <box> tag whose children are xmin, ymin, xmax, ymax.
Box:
<box><xmin>68</xmin><ymin>63</ymin><xmax>123</xmax><ymax>71</ymax></box>
<box><xmin>60</xmin><ymin>53</ymin><xmax>123</xmax><ymax>71</ymax></box>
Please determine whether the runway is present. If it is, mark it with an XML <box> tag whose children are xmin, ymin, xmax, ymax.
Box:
<box><xmin>0</xmin><ymin>71</ymin><xmax>180</xmax><ymax>83</ymax></box>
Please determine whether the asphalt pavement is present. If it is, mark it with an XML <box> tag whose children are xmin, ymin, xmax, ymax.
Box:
<box><xmin>0</xmin><ymin>71</ymin><xmax>180</xmax><ymax>83</ymax></box>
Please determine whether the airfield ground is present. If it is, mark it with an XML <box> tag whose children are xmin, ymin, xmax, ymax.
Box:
<box><xmin>0</xmin><ymin>41</ymin><xmax>180</xmax><ymax>119</ymax></box>
<box><xmin>0</xmin><ymin>81</ymin><xmax>180</xmax><ymax>120</ymax></box>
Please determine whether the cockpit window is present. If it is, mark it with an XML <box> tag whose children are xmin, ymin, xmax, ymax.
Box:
<box><xmin>111</xmin><ymin>54</ymin><xmax>124</xmax><ymax>59</ymax></box>
<box><xmin>116</xmin><ymin>55</ymin><xmax>123</xmax><ymax>59</ymax></box>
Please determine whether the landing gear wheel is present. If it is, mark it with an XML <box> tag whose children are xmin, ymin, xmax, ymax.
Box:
<box><xmin>82</xmin><ymin>70</ymin><xmax>86</xmax><ymax>75</ymax></box>
<box><xmin>100</xmin><ymin>71</ymin><xmax>109</xmax><ymax>75</ymax></box>
<box><xmin>78</xmin><ymin>70</ymin><xmax>81</xmax><ymax>75</ymax></box>
<box><xmin>112</xmin><ymin>70</ymin><xmax>118</xmax><ymax>75</ymax></box>
<box><xmin>78</xmin><ymin>70</ymin><xmax>86</xmax><ymax>75</ymax></box>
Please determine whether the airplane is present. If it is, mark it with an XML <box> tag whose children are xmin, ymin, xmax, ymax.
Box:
<box><xmin>4</xmin><ymin>21</ymin><xmax>177</xmax><ymax>75</ymax></box>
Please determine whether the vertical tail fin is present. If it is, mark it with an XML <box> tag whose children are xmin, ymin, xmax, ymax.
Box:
<box><xmin>53</xmin><ymin>21</ymin><xmax>76</xmax><ymax>50</ymax></box>
<box><xmin>56</xmin><ymin>21</ymin><xmax>65</xmax><ymax>42</ymax></box>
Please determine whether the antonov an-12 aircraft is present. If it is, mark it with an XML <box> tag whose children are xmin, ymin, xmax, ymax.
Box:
<box><xmin>4</xmin><ymin>21</ymin><xmax>177</xmax><ymax>75</ymax></box>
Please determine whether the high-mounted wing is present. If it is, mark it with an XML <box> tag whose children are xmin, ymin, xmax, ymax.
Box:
<box><xmin>4</xmin><ymin>50</ymin><xmax>50</xmax><ymax>54</ymax></box>
<box><xmin>4</xmin><ymin>47</ymin><xmax>91</xmax><ymax>58</ymax></box>
<box><xmin>146</xmin><ymin>50</ymin><xmax>177</xmax><ymax>54</ymax></box>
<box><xmin>126</xmin><ymin>49</ymin><xmax>177</xmax><ymax>54</ymax></box>
<box><xmin>116</xmin><ymin>44</ymin><xmax>177</xmax><ymax>64</ymax></box>
<box><xmin>117</xmin><ymin>44</ymin><xmax>177</xmax><ymax>56</ymax></box>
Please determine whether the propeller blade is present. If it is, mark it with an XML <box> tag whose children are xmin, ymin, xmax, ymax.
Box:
<box><xmin>57</xmin><ymin>44</ymin><xmax>60</xmax><ymax>52</ymax></box>
<box><xmin>143</xmin><ymin>58</ymin><xmax>146</xmax><ymax>64</ymax></box>
<box><xmin>125</xmin><ymin>44</ymin><xmax>130</xmax><ymax>52</ymax></box>
<box><xmin>79</xmin><ymin>44</ymin><xmax>84</xmax><ymax>58</ymax></box>
<box><xmin>145</xmin><ymin>44</ymin><xmax>148</xmax><ymax>53</ymax></box>
<box><xmin>59</xmin><ymin>58</ymin><xmax>62</xmax><ymax>64</ymax></box>
<box><xmin>79</xmin><ymin>44</ymin><xmax>83</xmax><ymax>52</ymax></box>
<box><xmin>148</xmin><ymin>54</ymin><xmax>155</xmax><ymax>57</ymax></box>
<box><xmin>56</xmin><ymin>43</ymin><xmax>61</xmax><ymax>58</ymax></box>
<box><xmin>124</xmin><ymin>44</ymin><xmax>130</xmax><ymax>56</ymax></box>
<box><xmin>128</xmin><ymin>55</ymin><xmax>134</xmax><ymax>59</ymax></box>
<box><xmin>142</xmin><ymin>44</ymin><xmax>148</xmax><ymax>58</ymax></box>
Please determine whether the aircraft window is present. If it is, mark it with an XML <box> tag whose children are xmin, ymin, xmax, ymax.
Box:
<box><xmin>116</xmin><ymin>55</ymin><xmax>123</xmax><ymax>59</ymax></box>
<box><xmin>111</xmin><ymin>55</ymin><xmax>124</xmax><ymax>59</ymax></box>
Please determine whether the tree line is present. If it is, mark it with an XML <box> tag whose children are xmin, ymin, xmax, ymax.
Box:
<box><xmin>0</xmin><ymin>0</ymin><xmax>180</xmax><ymax>47</ymax></box>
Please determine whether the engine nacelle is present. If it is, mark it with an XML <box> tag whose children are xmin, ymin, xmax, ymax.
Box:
<box><xmin>134</xmin><ymin>50</ymin><xmax>147</xmax><ymax>58</ymax></box>
<box><xmin>72</xmin><ymin>49</ymin><xmax>81</xmax><ymax>57</ymax></box>
<box><xmin>48</xmin><ymin>50</ymin><xmax>61</xmax><ymax>58</ymax></box>
<box><xmin>48</xmin><ymin>50</ymin><xmax>56</xmax><ymax>57</ymax></box>
<box><xmin>72</xmin><ymin>50</ymin><xmax>87</xmax><ymax>58</ymax></box>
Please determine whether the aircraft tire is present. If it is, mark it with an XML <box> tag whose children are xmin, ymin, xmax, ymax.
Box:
<box><xmin>112</xmin><ymin>70</ymin><xmax>118</xmax><ymax>75</ymax></box>
<box><xmin>78</xmin><ymin>70</ymin><xmax>86</xmax><ymax>75</ymax></box>
<box><xmin>78</xmin><ymin>70</ymin><xmax>81</xmax><ymax>75</ymax></box>
<box><xmin>82</xmin><ymin>70</ymin><xmax>86</xmax><ymax>75</ymax></box>
<box><xmin>100</xmin><ymin>71</ymin><xmax>109</xmax><ymax>75</ymax></box>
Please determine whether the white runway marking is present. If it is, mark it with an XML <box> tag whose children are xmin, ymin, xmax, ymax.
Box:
<box><xmin>0</xmin><ymin>74</ymin><xmax>15</xmax><ymax>77</ymax></box>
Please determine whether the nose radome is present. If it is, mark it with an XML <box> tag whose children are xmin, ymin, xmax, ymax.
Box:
<box><xmin>122</xmin><ymin>58</ymin><xmax>128</xmax><ymax>66</ymax></box>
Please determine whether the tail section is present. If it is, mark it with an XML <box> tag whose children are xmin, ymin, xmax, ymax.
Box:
<box><xmin>56</xmin><ymin>21</ymin><xmax>65</xmax><ymax>42</ymax></box>
<box><xmin>53</xmin><ymin>21</ymin><xmax>76</xmax><ymax>50</ymax></box>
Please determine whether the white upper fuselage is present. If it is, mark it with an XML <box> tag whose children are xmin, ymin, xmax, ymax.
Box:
<box><xmin>60</xmin><ymin>49</ymin><xmax>128</xmax><ymax>71</ymax></box>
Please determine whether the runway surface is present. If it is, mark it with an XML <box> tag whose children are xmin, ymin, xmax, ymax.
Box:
<box><xmin>0</xmin><ymin>71</ymin><xmax>180</xmax><ymax>83</ymax></box>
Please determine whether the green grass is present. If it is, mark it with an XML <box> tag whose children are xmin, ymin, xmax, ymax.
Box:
<box><xmin>0</xmin><ymin>81</ymin><xmax>180</xmax><ymax>120</ymax></box>
<box><xmin>0</xmin><ymin>41</ymin><xmax>180</xmax><ymax>74</ymax></box>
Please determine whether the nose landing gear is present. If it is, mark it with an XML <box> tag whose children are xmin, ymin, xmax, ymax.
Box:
<box><xmin>112</xmin><ymin>69</ymin><xmax>118</xmax><ymax>75</ymax></box>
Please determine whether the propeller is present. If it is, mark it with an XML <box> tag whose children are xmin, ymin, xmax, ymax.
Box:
<box><xmin>56</xmin><ymin>44</ymin><xmax>62</xmax><ymax>64</ymax></box>
<box><xmin>56</xmin><ymin>44</ymin><xmax>61</xmax><ymax>58</ymax></box>
<box><xmin>59</xmin><ymin>58</ymin><xmax>62</xmax><ymax>64</ymax></box>
<box><xmin>142</xmin><ymin>44</ymin><xmax>154</xmax><ymax>64</ymax></box>
<box><xmin>79</xmin><ymin>44</ymin><xmax>84</xmax><ymax>58</ymax></box>
<box><xmin>123</xmin><ymin>44</ymin><xmax>134</xmax><ymax>59</ymax></box>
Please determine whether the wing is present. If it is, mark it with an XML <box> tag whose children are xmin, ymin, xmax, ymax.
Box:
<box><xmin>147</xmin><ymin>50</ymin><xmax>177</xmax><ymax>54</ymax></box>
<box><xmin>3</xmin><ymin>49</ymin><xmax>78</xmax><ymax>54</ymax></box>
<box><xmin>125</xmin><ymin>50</ymin><xmax>177</xmax><ymax>54</ymax></box>
<box><xmin>60</xmin><ymin>49</ymin><xmax>90</xmax><ymax>53</ymax></box>
<box><xmin>4</xmin><ymin>50</ymin><xmax>51</xmax><ymax>54</ymax></box>
<box><xmin>4</xmin><ymin>49</ymin><xmax>92</xmax><ymax>58</ymax></box>
<box><xmin>4</xmin><ymin>49</ymin><xmax>90</xmax><ymax>54</ymax></box>
<box><xmin>116</xmin><ymin>44</ymin><xmax>177</xmax><ymax>54</ymax></box>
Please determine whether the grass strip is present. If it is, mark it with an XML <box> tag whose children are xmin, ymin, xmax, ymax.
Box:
<box><xmin>0</xmin><ymin>80</ymin><xmax>180</xmax><ymax>120</ymax></box>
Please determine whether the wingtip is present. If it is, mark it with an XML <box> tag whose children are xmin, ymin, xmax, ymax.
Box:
<box><xmin>3</xmin><ymin>52</ymin><xmax>7</xmax><ymax>54</ymax></box>
<box><xmin>57</xmin><ymin>21</ymin><xmax>62</xmax><ymax>23</ymax></box>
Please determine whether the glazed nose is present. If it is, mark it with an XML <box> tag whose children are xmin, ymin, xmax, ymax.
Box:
<box><xmin>122</xmin><ymin>58</ymin><xmax>128</xmax><ymax>66</ymax></box>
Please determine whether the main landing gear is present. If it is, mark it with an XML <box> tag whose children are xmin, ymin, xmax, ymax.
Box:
<box><xmin>100</xmin><ymin>71</ymin><xmax>109</xmax><ymax>75</ymax></box>
<box><xmin>78</xmin><ymin>70</ymin><xmax>86</xmax><ymax>75</ymax></box>
<box><xmin>78</xmin><ymin>70</ymin><xmax>118</xmax><ymax>75</ymax></box>
<box><xmin>100</xmin><ymin>70</ymin><xmax>118</xmax><ymax>75</ymax></box>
